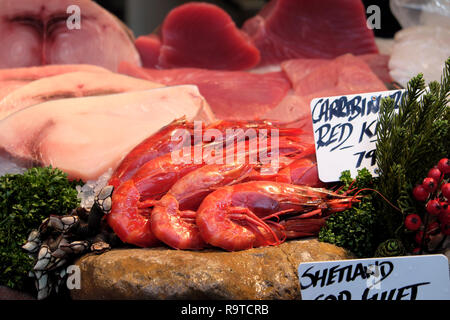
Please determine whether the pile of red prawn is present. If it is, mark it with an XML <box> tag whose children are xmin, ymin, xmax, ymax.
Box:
<box><xmin>100</xmin><ymin>118</ymin><xmax>360</xmax><ymax>251</ymax></box>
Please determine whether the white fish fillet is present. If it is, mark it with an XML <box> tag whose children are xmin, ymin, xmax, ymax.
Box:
<box><xmin>0</xmin><ymin>71</ymin><xmax>164</xmax><ymax>120</ymax></box>
<box><xmin>0</xmin><ymin>85</ymin><xmax>215</xmax><ymax>181</ymax></box>
<box><xmin>0</xmin><ymin>64</ymin><xmax>111</xmax><ymax>100</ymax></box>
<box><xmin>389</xmin><ymin>26</ymin><xmax>450</xmax><ymax>87</ymax></box>
<box><xmin>0</xmin><ymin>64</ymin><xmax>110</xmax><ymax>81</ymax></box>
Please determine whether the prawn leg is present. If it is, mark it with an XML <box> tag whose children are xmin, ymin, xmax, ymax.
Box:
<box><xmin>227</xmin><ymin>206</ymin><xmax>282</xmax><ymax>246</ymax></box>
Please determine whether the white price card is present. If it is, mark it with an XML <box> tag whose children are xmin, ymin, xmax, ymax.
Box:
<box><xmin>298</xmin><ymin>255</ymin><xmax>450</xmax><ymax>300</ymax></box>
<box><xmin>310</xmin><ymin>89</ymin><xmax>405</xmax><ymax>182</ymax></box>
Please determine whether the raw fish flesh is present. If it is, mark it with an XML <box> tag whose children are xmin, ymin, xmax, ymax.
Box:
<box><xmin>242</xmin><ymin>0</ymin><xmax>378</xmax><ymax>66</ymax></box>
<box><xmin>389</xmin><ymin>26</ymin><xmax>450</xmax><ymax>87</ymax></box>
<box><xmin>0</xmin><ymin>64</ymin><xmax>110</xmax><ymax>81</ymax></box>
<box><xmin>0</xmin><ymin>0</ymin><xmax>141</xmax><ymax>71</ymax></box>
<box><xmin>157</xmin><ymin>2</ymin><xmax>260</xmax><ymax>70</ymax></box>
<box><xmin>119</xmin><ymin>62</ymin><xmax>290</xmax><ymax>120</ymax></box>
<box><xmin>282</xmin><ymin>54</ymin><xmax>387</xmax><ymax>96</ymax></box>
<box><xmin>262</xmin><ymin>92</ymin><xmax>311</xmax><ymax>123</ymax></box>
<box><xmin>0</xmin><ymin>81</ymin><xmax>24</xmax><ymax>101</ymax></box>
<box><xmin>264</xmin><ymin>54</ymin><xmax>387</xmax><ymax>134</ymax></box>
<box><xmin>0</xmin><ymin>71</ymin><xmax>163</xmax><ymax>120</ymax></box>
<box><xmin>135</xmin><ymin>34</ymin><xmax>162</xmax><ymax>69</ymax></box>
<box><xmin>0</xmin><ymin>85</ymin><xmax>215</xmax><ymax>181</ymax></box>
<box><xmin>0</xmin><ymin>64</ymin><xmax>110</xmax><ymax>100</ymax></box>
<box><xmin>358</xmin><ymin>54</ymin><xmax>393</xmax><ymax>84</ymax></box>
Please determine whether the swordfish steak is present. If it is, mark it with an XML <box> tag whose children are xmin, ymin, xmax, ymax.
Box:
<box><xmin>0</xmin><ymin>85</ymin><xmax>214</xmax><ymax>181</ymax></box>
<box><xmin>0</xmin><ymin>0</ymin><xmax>141</xmax><ymax>71</ymax></box>
<box><xmin>0</xmin><ymin>64</ymin><xmax>111</xmax><ymax>100</ymax></box>
<box><xmin>242</xmin><ymin>0</ymin><xmax>378</xmax><ymax>65</ymax></box>
<box><xmin>0</xmin><ymin>71</ymin><xmax>164</xmax><ymax>120</ymax></box>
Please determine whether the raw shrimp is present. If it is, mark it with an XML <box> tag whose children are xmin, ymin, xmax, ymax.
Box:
<box><xmin>151</xmin><ymin>163</ymin><xmax>254</xmax><ymax>250</ymax></box>
<box><xmin>106</xmin><ymin>148</ymin><xmax>205</xmax><ymax>247</ymax></box>
<box><xmin>196</xmin><ymin>181</ymin><xmax>359</xmax><ymax>251</ymax></box>
<box><xmin>207</xmin><ymin>119</ymin><xmax>304</xmax><ymax>137</ymax></box>
<box><xmin>249</xmin><ymin>157</ymin><xmax>324</xmax><ymax>187</ymax></box>
<box><xmin>108</xmin><ymin>118</ymin><xmax>304</xmax><ymax>189</ymax></box>
<box><xmin>108</xmin><ymin>117</ymin><xmax>194</xmax><ymax>188</ymax></box>
<box><xmin>105</xmin><ymin>120</ymin><xmax>310</xmax><ymax>248</ymax></box>
<box><xmin>149</xmin><ymin>150</ymin><xmax>319</xmax><ymax>250</ymax></box>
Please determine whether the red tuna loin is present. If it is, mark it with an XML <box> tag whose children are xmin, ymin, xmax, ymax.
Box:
<box><xmin>243</xmin><ymin>0</ymin><xmax>379</xmax><ymax>65</ymax></box>
<box><xmin>135</xmin><ymin>34</ymin><xmax>161</xmax><ymax>69</ymax></box>
<box><xmin>263</xmin><ymin>54</ymin><xmax>387</xmax><ymax>135</ymax></box>
<box><xmin>281</xmin><ymin>54</ymin><xmax>387</xmax><ymax>96</ymax></box>
<box><xmin>119</xmin><ymin>62</ymin><xmax>290</xmax><ymax>120</ymax></box>
<box><xmin>357</xmin><ymin>54</ymin><xmax>393</xmax><ymax>84</ymax></box>
<box><xmin>0</xmin><ymin>0</ymin><xmax>141</xmax><ymax>71</ymax></box>
<box><xmin>157</xmin><ymin>3</ymin><xmax>260</xmax><ymax>70</ymax></box>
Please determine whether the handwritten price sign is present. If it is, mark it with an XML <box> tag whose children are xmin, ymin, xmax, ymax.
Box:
<box><xmin>298</xmin><ymin>255</ymin><xmax>450</xmax><ymax>300</ymax></box>
<box><xmin>310</xmin><ymin>89</ymin><xmax>405</xmax><ymax>182</ymax></box>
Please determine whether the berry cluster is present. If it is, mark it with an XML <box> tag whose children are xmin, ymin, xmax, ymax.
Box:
<box><xmin>408</xmin><ymin>158</ymin><xmax>449</xmax><ymax>253</ymax></box>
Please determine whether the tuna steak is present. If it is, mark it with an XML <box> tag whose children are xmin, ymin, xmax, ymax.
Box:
<box><xmin>358</xmin><ymin>54</ymin><xmax>393</xmax><ymax>84</ymax></box>
<box><xmin>0</xmin><ymin>85</ymin><xmax>215</xmax><ymax>181</ymax></box>
<box><xmin>0</xmin><ymin>0</ymin><xmax>141</xmax><ymax>71</ymax></box>
<box><xmin>119</xmin><ymin>62</ymin><xmax>290</xmax><ymax>120</ymax></box>
<box><xmin>281</xmin><ymin>54</ymin><xmax>387</xmax><ymax>96</ymax></box>
<box><xmin>157</xmin><ymin>2</ymin><xmax>260</xmax><ymax>70</ymax></box>
<box><xmin>0</xmin><ymin>71</ymin><xmax>164</xmax><ymax>120</ymax></box>
<box><xmin>242</xmin><ymin>0</ymin><xmax>379</xmax><ymax>65</ymax></box>
<box><xmin>263</xmin><ymin>54</ymin><xmax>387</xmax><ymax>134</ymax></box>
<box><xmin>135</xmin><ymin>34</ymin><xmax>162</xmax><ymax>69</ymax></box>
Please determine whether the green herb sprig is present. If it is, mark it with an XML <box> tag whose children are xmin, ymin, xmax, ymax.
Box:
<box><xmin>375</xmin><ymin>58</ymin><xmax>450</xmax><ymax>244</ymax></box>
<box><xmin>0</xmin><ymin>167</ymin><xmax>81</xmax><ymax>290</ymax></box>
<box><xmin>319</xmin><ymin>168</ymin><xmax>377</xmax><ymax>258</ymax></box>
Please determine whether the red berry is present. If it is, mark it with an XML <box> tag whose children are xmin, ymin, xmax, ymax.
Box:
<box><xmin>412</xmin><ymin>247</ymin><xmax>421</xmax><ymax>254</ymax></box>
<box><xmin>405</xmin><ymin>214</ymin><xmax>422</xmax><ymax>231</ymax></box>
<box><xmin>413</xmin><ymin>185</ymin><xmax>429</xmax><ymax>201</ymax></box>
<box><xmin>442</xmin><ymin>183</ymin><xmax>450</xmax><ymax>200</ymax></box>
<box><xmin>426</xmin><ymin>199</ymin><xmax>442</xmax><ymax>215</ymax></box>
<box><xmin>422</xmin><ymin>177</ymin><xmax>437</xmax><ymax>193</ymax></box>
<box><xmin>427</xmin><ymin>166</ymin><xmax>442</xmax><ymax>182</ymax></box>
<box><xmin>437</xmin><ymin>158</ymin><xmax>450</xmax><ymax>174</ymax></box>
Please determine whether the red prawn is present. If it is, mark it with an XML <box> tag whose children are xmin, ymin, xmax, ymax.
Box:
<box><xmin>195</xmin><ymin>181</ymin><xmax>360</xmax><ymax>251</ymax></box>
<box><xmin>107</xmin><ymin>135</ymin><xmax>307</xmax><ymax>247</ymax></box>
<box><xmin>151</xmin><ymin>163</ymin><xmax>255</xmax><ymax>250</ymax></box>
<box><xmin>108</xmin><ymin>117</ymin><xmax>194</xmax><ymax>188</ymax></box>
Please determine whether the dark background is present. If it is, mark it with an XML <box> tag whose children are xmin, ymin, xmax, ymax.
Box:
<box><xmin>95</xmin><ymin>0</ymin><xmax>402</xmax><ymax>38</ymax></box>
